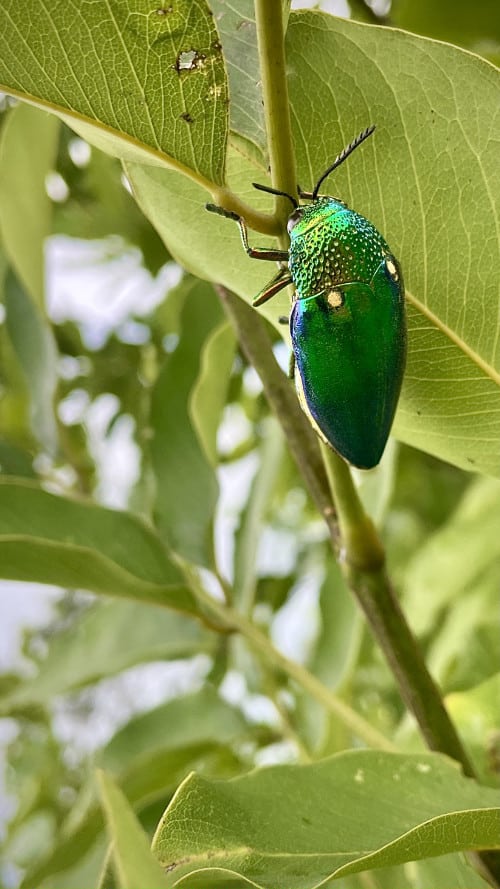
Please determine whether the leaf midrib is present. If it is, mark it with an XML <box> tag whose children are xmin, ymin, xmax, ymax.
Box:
<box><xmin>406</xmin><ymin>289</ymin><xmax>500</xmax><ymax>387</ymax></box>
<box><xmin>0</xmin><ymin>84</ymin><xmax>216</xmax><ymax>192</ymax></box>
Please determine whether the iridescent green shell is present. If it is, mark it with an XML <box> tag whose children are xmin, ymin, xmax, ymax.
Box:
<box><xmin>288</xmin><ymin>198</ymin><xmax>406</xmax><ymax>469</ymax></box>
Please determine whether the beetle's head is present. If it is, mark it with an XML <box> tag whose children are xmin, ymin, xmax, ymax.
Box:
<box><xmin>287</xmin><ymin>205</ymin><xmax>305</xmax><ymax>233</ymax></box>
<box><xmin>250</xmin><ymin>185</ymin><xmax>330</xmax><ymax>235</ymax></box>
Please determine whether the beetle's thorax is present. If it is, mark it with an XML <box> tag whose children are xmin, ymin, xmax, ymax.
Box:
<box><xmin>288</xmin><ymin>197</ymin><xmax>389</xmax><ymax>300</ymax></box>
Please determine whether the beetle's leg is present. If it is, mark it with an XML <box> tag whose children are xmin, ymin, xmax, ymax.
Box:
<box><xmin>288</xmin><ymin>351</ymin><xmax>295</xmax><ymax>380</ymax></box>
<box><xmin>206</xmin><ymin>204</ymin><xmax>289</xmax><ymax>263</ymax></box>
<box><xmin>253</xmin><ymin>268</ymin><xmax>293</xmax><ymax>307</ymax></box>
<box><xmin>239</xmin><ymin>221</ymin><xmax>289</xmax><ymax>262</ymax></box>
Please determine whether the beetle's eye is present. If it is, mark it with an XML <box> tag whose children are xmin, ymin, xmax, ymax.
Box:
<box><xmin>287</xmin><ymin>209</ymin><xmax>302</xmax><ymax>233</ymax></box>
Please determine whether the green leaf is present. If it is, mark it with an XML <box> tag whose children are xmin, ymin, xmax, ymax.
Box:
<box><xmin>45</xmin><ymin>841</ymin><xmax>109</xmax><ymax>889</ymax></box>
<box><xmin>414</xmin><ymin>851</ymin><xmax>492</xmax><ymax>889</ymax></box>
<box><xmin>209</xmin><ymin>0</ymin><xmax>265</xmax><ymax>153</ymax></box>
<box><xmin>446</xmin><ymin>674</ymin><xmax>500</xmax><ymax>788</ymax></box>
<box><xmin>0</xmin><ymin>0</ymin><xmax>228</xmax><ymax>182</ymax></box>
<box><xmin>401</xmin><ymin>476</ymin><xmax>500</xmax><ymax>694</ymax></box>
<box><xmin>126</xmin><ymin>145</ymin><xmax>278</xmax><ymax>318</ymax></box>
<box><xmin>190</xmin><ymin>320</ymin><xmax>236</xmax><ymax>466</ymax></box>
<box><xmin>99</xmin><ymin>688</ymin><xmax>246</xmax><ymax>775</ymax></box>
<box><xmin>297</xmin><ymin>561</ymin><xmax>362</xmax><ymax>755</ymax></box>
<box><xmin>97</xmin><ymin>770</ymin><xmax>169</xmax><ymax>889</ymax></box>
<box><xmin>151</xmin><ymin>278</ymin><xmax>224</xmax><ymax>566</ymax></box>
<box><xmin>0</xmin><ymin>440</ymin><xmax>35</xmax><ymax>478</ymax></box>
<box><xmin>153</xmin><ymin>751</ymin><xmax>500</xmax><ymax>888</ymax></box>
<box><xmin>391</xmin><ymin>0</ymin><xmax>500</xmax><ymax>66</ymax></box>
<box><xmin>0</xmin><ymin>478</ymin><xmax>196</xmax><ymax>613</ymax></box>
<box><xmin>0</xmin><ymin>325</ymin><xmax>32</xmax><ymax>450</ymax></box>
<box><xmin>1</xmin><ymin>600</ymin><xmax>213</xmax><ymax>711</ymax></box>
<box><xmin>0</xmin><ymin>103</ymin><xmax>58</xmax><ymax>307</ymax></box>
<box><xmin>233</xmin><ymin>417</ymin><xmax>285</xmax><ymax>614</ymax></box>
<box><xmin>404</xmin><ymin>477</ymin><xmax>500</xmax><ymax>635</ymax></box>
<box><xmin>129</xmin><ymin>14</ymin><xmax>500</xmax><ymax>477</ymax></box>
<box><xmin>5</xmin><ymin>271</ymin><xmax>58</xmax><ymax>453</ymax></box>
<box><xmin>427</xmin><ymin>571</ymin><xmax>499</xmax><ymax>693</ymax></box>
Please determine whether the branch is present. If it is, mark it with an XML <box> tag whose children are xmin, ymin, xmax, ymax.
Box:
<box><xmin>183</xmin><ymin>560</ymin><xmax>395</xmax><ymax>752</ymax></box>
<box><xmin>255</xmin><ymin>0</ymin><xmax>298</xmax><ymax>245</ymax></box>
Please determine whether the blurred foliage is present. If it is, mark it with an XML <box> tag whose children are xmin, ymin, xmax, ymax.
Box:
<box><xmin>0</xmin><ymin>2</ymin><xmax>498</xmax><ymax>888</ymax></box>
<box><xmin>389</xmin><ymin>0</ymin><xmax>500</xmax><ymax>66</ymax></box>
<box><xmin>54</xmin><ymin>129</ymin><xmax>169</xmax><ymax>275</ymax></box>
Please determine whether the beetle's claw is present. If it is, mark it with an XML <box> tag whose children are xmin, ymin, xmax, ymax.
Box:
<box><xmin>206</xmin><ymin>203</ymin><xmax>241</xmax><ymax>223</ymax></box>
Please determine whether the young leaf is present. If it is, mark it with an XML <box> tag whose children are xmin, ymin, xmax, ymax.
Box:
<box><xmin>190</xmin><ymin>320</ymin><xmax>236</xmax><ymax>467</ymax></box>
<box><xmin>151</xmin><ymin>279</ymin><xmax>224</xmax><ymax>567</ymax></box>
<box><xmin>5</xmin><ymin>271</ymin><xmax>58</xmax><ymax>453</ymax></box>
<box><xmin>0</xmin><ymin>478</ymin><xmax>196</xmax><ymax>613</ymax></box>
<box><xmin>0</xmin><ymin>103</ymin><xmax>58</xmax><ymax>307</ymax></box>
<box><xmin>1</xmin><ymin>600</ymin><xmax>214</xmax><ymax>710</ymax></box>
<box><xmin>97</xmin><ymin>770</ymin><xmax>169</xmax><ymax>889</ymax></box>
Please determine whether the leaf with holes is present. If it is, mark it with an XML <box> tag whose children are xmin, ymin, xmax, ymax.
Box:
<box><xmin>0</xmin><ymin>0</ymin><xmax>228</xmax><ymax>182</ymax></box>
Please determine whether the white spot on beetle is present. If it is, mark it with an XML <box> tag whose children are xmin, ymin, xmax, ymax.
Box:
<box><xmin>416</xmin><ymin>762</ymin><xmax>431</xmax><ymax>773</ymax></box>
<box><xmin>327</xmin><ymin>289</ymin><xmax>343</xmax><ymax>309</ymax></box>
<box><xmin>354</xmin><ymin>768</ymin><xmax>365</xmax><ymax>783</ymax></box>
<box><xmin>386</xmin><ymin>257</ymin><xmax>399</xmax><ymax>281</ymax></box>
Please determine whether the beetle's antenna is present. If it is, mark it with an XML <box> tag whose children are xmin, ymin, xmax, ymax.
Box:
<box><xmin>252</xmin><ymin>182</ymin><xmax>298</xmax><ymax>209</ymax></box>
<box><xmin>312</xmin><ymin>125</ymin><xmax>376</xmax><ymax>200</ymax></box>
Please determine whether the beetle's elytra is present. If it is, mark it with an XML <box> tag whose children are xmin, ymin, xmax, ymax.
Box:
<box><xmin>207</xmin><ymin>126</ymin><xmax>406</xmax><ymax>470</ymax></box>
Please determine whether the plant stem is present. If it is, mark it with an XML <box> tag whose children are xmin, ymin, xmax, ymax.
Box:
<box><xmin>184</xmin><ymin>563</ymin><xmax>395</xmax><ymax>752</ymax></box>
<box><xmin>255</xmin><ymin>0</ymin><xmax>298</xmax><ymax>241</ymax></box>
<box><xmin>212</xmin><ymin>184</ymin><xmax>282</xmax><ymax>236</ymax></box>
<box><xmin>321</xmin><ymin>444</ymin><xmax>385</xmax><ymax>571</ymax></box>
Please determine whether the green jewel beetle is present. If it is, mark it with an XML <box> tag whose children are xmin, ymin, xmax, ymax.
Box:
<box><xmin>207</xmin><ymin>126</ymin><xmax>406</xmax><ymax>470</ymax></box>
